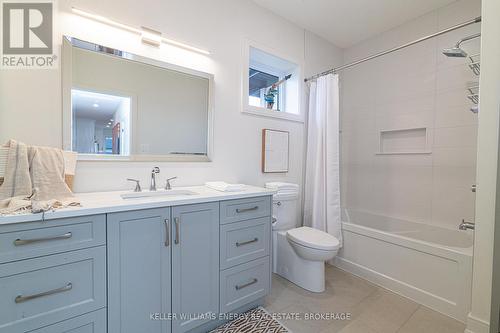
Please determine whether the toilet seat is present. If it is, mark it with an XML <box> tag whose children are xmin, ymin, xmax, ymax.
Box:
<box><xmin>286</xmin><ymin>226</ymin><xmax>340</xmax><ymax>251</ymax></box>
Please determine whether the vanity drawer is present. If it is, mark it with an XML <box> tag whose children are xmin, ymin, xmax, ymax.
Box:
<box><xmin>220</xmin><ymin>197</ymin><xmax>271</xmax><ymax>224</ymax></box>
<box><xmin>0</xmin><ymin>247</ymin><xmax>106</xmax><ymax>333</ymax></box>
<box><xmin>27</xmin><ymin>309</ymin><xmax>106</xmax><ymax>333</ymax></box>
<box><xmin>220</xmin><ymin>257</ymin><xmax>270</xmax><ymax>313</ymax></box>
<box><xmin>0</xmin><ymin>215</ymin><xmax>106</xmax><ymax>263</ymax></box>
<box><xmin>220</xmin><ymin>217</ymin><xmax>270</xmax><ymax>269</ymax></box>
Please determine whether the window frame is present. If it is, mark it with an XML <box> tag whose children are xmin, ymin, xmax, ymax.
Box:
<box><xmin>248</xmin><ymin>63</ymin><xmax>285</xmax><ymax>111</ymax></box>
<box><xmin>241</xmin><ymin>39</ymin><xmax>304</xmax><ymax>123</ymax></box>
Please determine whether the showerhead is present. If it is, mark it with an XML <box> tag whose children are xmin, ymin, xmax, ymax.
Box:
<box><xmin>443</xmin><ymin>33</ymin><xmax>481</xmax><ymax>58</ymax></box>
<box><xmin>442</xmin><ymin>47</ymin><xmax>468</xmax><ymax>58</ymax></box>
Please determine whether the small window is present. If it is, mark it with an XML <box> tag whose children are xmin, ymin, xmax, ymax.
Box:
<box><xmin>249</xmin><ymin>68</ymin><xmax>280</xmax><ymax>110</ymax></box>
<box><xmin>244</xmin><ymin>44</ymin><xmax>302</xmax><ymax>121</ymax></box>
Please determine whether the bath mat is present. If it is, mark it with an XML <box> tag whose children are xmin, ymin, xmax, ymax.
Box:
<box><xmin>210</xmin><ymin>307</ymin><xmax>289</xmax><ymax>333</ymax></box>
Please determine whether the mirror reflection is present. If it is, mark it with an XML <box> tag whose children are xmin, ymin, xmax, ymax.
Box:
<box><xmin>65</xmin><ymin>37</ymin><xmax>212</xmax><ymax>160</ymax></box>
<box><xmin>72</xmin><ymin>89</ymin><xmax>131</xmax><ymax>155</ymax></box>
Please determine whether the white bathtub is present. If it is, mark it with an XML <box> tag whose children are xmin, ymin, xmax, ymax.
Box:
<box><xmin>334</xmin><ymin>209</ymin><xmax>473</xmax><ymax>322</ymax></box>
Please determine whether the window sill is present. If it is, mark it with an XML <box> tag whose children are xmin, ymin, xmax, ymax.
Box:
<box><xmin>242</xmin><ymin>105</ymin><xmax>304</xmax><ymax>123</ymax></box>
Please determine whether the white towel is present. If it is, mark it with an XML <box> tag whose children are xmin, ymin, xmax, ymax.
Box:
<box><xmin>0</xmin><ymin>140</ymin><xmax>80</xmax><ymax>215</ymax></box>
<box><xmin>265</xmin><ymin>182</ymin><xmax>299</xmax><ymax>192</ymax></box>
<box><xmin>0</xmin><ymin>140</ymin><xmax>33</xmax><ymax>214</ymax></box>
<box><xmin>28</xmin><ymin>144</ymin><xmax>80</xmax><ymax>213</ymax></box>
<box><xmin>0</xmin><ymin>141</ymin><xmax>31</xmax><ymax>198</ymax></box>
<box><xmin>205</xmin><ymin>181</ymin><xmax>246</xmax><ymax>192</ymax></box>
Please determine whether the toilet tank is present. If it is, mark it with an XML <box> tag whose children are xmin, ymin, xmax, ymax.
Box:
<box><xmin>272</xmin><ymin>191</ymin><xmax>300</xmax><ymax>231</ymax></box>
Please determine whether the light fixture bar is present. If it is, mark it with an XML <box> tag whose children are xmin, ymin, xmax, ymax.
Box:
<box><xmin>160</xmin><ymin>36</ymin><xmax>210</xmax><ymax>55</ymax></box>
<box><xmin>72</xmin><ymin>8</ymin><xmax>141</xmax><ymax>34</ymax></box>
<box><xmin>71</xmin><ymin>7</ymin><xmax>211</xmax><ymax>55</ymax></box>
<box><xmin>141</xmin><ymin>26</ymin><xmax>162</xmax><ymax>47</ymax></box>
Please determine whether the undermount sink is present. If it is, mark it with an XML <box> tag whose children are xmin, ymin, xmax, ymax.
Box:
<box><xmin>121</xmin><ymin>189</ymin><xmax>198</xmax><ymax>199</ymax></box>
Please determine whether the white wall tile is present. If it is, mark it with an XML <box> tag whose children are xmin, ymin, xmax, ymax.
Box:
<box><xmin>373</xmin><ymin>165</ymin><xmax>433</xmax><ymax>223</ymax></box>
<box><xmin>436</xmin><ymin>63</ymin><xmax>479</xmax><ymax>92</ymax></box>
<box><xmin>341</xmin><ymin>0</ymin><xmax>479</xmax><ymax>229</ymax></box>
<box><xmin>433</xmin><ymin>125</ymin><xmax>478</xmax><ymax>148</ymax></box>
<box><xmin>432</xmin><ymin>147</ymin><xmax>477</xmax><ymax>168</ymax></box>
<box><xmin>431</xmin><ymin>167</ymin><xmax>476</xmax><ymax>227</ymax></box>
<box><xmin>434</xmin><ymin>105</ymin><xmax>478</xmax><ymax>128</ymax></box>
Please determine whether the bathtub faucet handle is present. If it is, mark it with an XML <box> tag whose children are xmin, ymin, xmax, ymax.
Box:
<box><xmin>459</xmin><ymin>219</ymin><xmax>475</xmax><ymax>230</ymax></box>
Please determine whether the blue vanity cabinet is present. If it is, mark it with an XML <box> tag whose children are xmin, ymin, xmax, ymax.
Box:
<box><xmin>107</xmin><ymin>208</ymin><xmax>172</xmax><ymax>333</ymax></box>
<box><xmin>107</xmin><ymin>203</ymin><xmax>219</xmax><ymax>333</ymax></box>
<box><xmin>0</xmin><ymin>194</ymin><xmax>272</xmax><ymax>333</ymax></box>
<box><xmin>218</xmin><ymin>196</ymin><xmax>272</xmax><ymax>314</ymax></box>
<box><xmin>0</xmin><ymin>215</ymin><xmax>107</xmax><ymax>333</ymax></box>
<box><xmin>171</xmin><ymin>202</ymin><xmax>219</xmax><ymax>333</ymax></box>
<box><xmin>26</xmin><ymin>309</ymin><xmax>106</xmax><ymax>333</ymax></box>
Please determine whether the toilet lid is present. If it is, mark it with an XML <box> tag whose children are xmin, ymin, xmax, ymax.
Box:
<box><xmin>286</xmin><ymin>227</ymin><xmax>340</xmax><ymax>251</ymax></box>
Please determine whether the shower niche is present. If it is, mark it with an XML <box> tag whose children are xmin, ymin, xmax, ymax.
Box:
<box><xmin>377</xmin><ymin>127</ymin><xmax>431</xmax><ymax>155</ymax></box>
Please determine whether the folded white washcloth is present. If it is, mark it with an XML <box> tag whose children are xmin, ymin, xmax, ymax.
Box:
<box><xmin>265</xmin><ymin>182</ymin><xmax>299</xmax><ymax>191</ymax></box>
<box><xmin>205</xmin><ymin>181</ymin><xmax>246</xmax><ymax>192</ymax></box>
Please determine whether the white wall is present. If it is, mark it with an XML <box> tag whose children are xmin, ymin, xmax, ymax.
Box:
<box><xmin>0</xmin><ymin>0</ymin><xmax>343</xmax><ymax>193</ymax></box>
<box><xmin>341</xmin><ymin>0</ymin><xmax>481</xmax><ymax>230</ymax></box>
<box><xmin>73</xmin><ymin>117</ymin><xmax>96</xmax><ymax>153</ymax></box>
<box><xmin>467</xmin><ymin>0</ymin><xmax>500</xmax><ymax>331</ymax></box>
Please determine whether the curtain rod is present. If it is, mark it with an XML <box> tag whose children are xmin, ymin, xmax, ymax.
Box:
<box><xmin>304</xmin><ymin>16</ymin><xmax>482</xmax><ymax>82</ymax></box>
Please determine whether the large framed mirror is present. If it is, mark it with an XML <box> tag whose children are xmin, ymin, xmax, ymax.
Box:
<box><xmin>62</xmin><ymin>36</ymin><xmax>214</xmax><ymax>162</ymax></box>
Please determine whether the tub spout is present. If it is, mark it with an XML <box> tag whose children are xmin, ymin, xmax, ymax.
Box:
<box><xmin>459</xmin><ymin>219</ymin><xmax>475</xmax><ymax>230</ymax></box>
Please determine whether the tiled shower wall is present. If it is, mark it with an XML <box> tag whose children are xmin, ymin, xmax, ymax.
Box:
<box><xmin>340</xmin><ymin>0</ymin><xmax>481</xmax><ymax>229</ymax></box>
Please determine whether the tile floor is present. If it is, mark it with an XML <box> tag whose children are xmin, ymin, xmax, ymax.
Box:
<box><xmin>264</xmin><ymin>266</ymin><xmax>466</xmax><ymax>333</ymax></box>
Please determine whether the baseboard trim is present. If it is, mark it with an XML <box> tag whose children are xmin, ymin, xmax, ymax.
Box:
<box><xmin>465</xmin><ymin>313</ymin><xmax>490</xmax><ymax>333</ymax></box>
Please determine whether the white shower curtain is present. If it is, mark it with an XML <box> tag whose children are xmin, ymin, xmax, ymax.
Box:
<box><xmin>303</xmin><ymin>73</ymin><xmax>342</xmax><ymax>245</ymax></box>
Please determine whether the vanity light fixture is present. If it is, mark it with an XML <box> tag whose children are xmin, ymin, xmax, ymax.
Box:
<box><xmin>71</xmin><ymin>7</ymin><xmax>211</xmax><ymax>55</ymax></box>
<box><xmin>140</xmin><ymin>27</ymin><xmax>162</xmax><ymax>47</ymax></box>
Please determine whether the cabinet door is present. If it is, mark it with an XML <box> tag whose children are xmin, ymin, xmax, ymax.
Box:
<box><xmin>172</xmin><ymin>203</ymin><xmax>219</xmax><ymax>333</ymax></box>
<box><xmin>107</xmin><ymin>208</ymin><xmax>171</xmax><ymax>333</ymax></box>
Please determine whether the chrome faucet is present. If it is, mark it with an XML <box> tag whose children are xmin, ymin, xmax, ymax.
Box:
<box><xmin>150</xmin><ymin>167</ymin><xmax>160</xmax><ymax>191</ymax></box>
<box><xmin>127</xmin><ymin>178</ymin><xmax>142</xmax><ymax>192</ymax></box>
<box><xmin>459</xmin><ymin>219</ymin><xmax>475</xmax><ymax>230</ymax></box>
<box><xmin>165</xmin><ymin>176</ymin><xmax>177</xmax><ymax>190</ymax></box>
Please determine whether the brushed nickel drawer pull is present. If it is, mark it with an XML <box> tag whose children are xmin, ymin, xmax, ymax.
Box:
<box><xmin>236</xmin><ymin>238</ymin><xmax>258</xmax><ymax>247</ymax></box>
<box><xmin>235</xmin><ymin>278</ymin><xmax>258</xmax><ymax>290</ymax></box>
<box><xmin>15</xmin><ymin>282</ymin><xmax>73</xmax><ymax>303</ymax></box>
<box><xmin>14</xmin><ymin>232</ymin><xmax>72</xmax><ymax>246</ymax></box>
<box><xmin>174</xmin><ymin>217</ymin><xmax>180</xmax><ymax>245</ymax></box>
<box><xmin>236</xmin><ymin>206</ymin><xmax>258</xmax><ymax>213</ymax></box>
<box><xmin>164</xmin><ymin>219</ymin><xmax>170</xmax><ymax>247</ymax></box>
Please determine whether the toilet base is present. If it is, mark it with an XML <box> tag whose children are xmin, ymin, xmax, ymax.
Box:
<box><xmin>274</xmin><ymin>231</ymin><xmax>326</xmax><ymax>292</ymax></box>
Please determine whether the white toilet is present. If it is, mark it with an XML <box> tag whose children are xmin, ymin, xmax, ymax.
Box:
<box><xmin>266</xmin><ymin>182</ymin><xmax>340</xmax><ymax>293</ymax></box>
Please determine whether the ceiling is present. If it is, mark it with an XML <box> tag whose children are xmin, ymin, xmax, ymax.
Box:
<box><xmin>72</xmin><ymin>89</ymin><xmax>126</xmax><ymax>124</ymax></box>
<box><xmin>252</xmin><ymin>0</ymin><xmax>458</xmax><ymax>48</ymax></box>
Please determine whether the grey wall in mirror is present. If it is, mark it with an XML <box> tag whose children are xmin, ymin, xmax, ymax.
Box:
<box><xmin>62</xmin><ymin>37</ymin><xmax>213</xmax><ymax>161</ymax></box>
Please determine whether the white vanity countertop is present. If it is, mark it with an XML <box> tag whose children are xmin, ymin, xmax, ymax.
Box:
<box><xmin>0</xmin><ymin>185</ymin><xmax>276</xmax><ymax>225</ymax></box>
